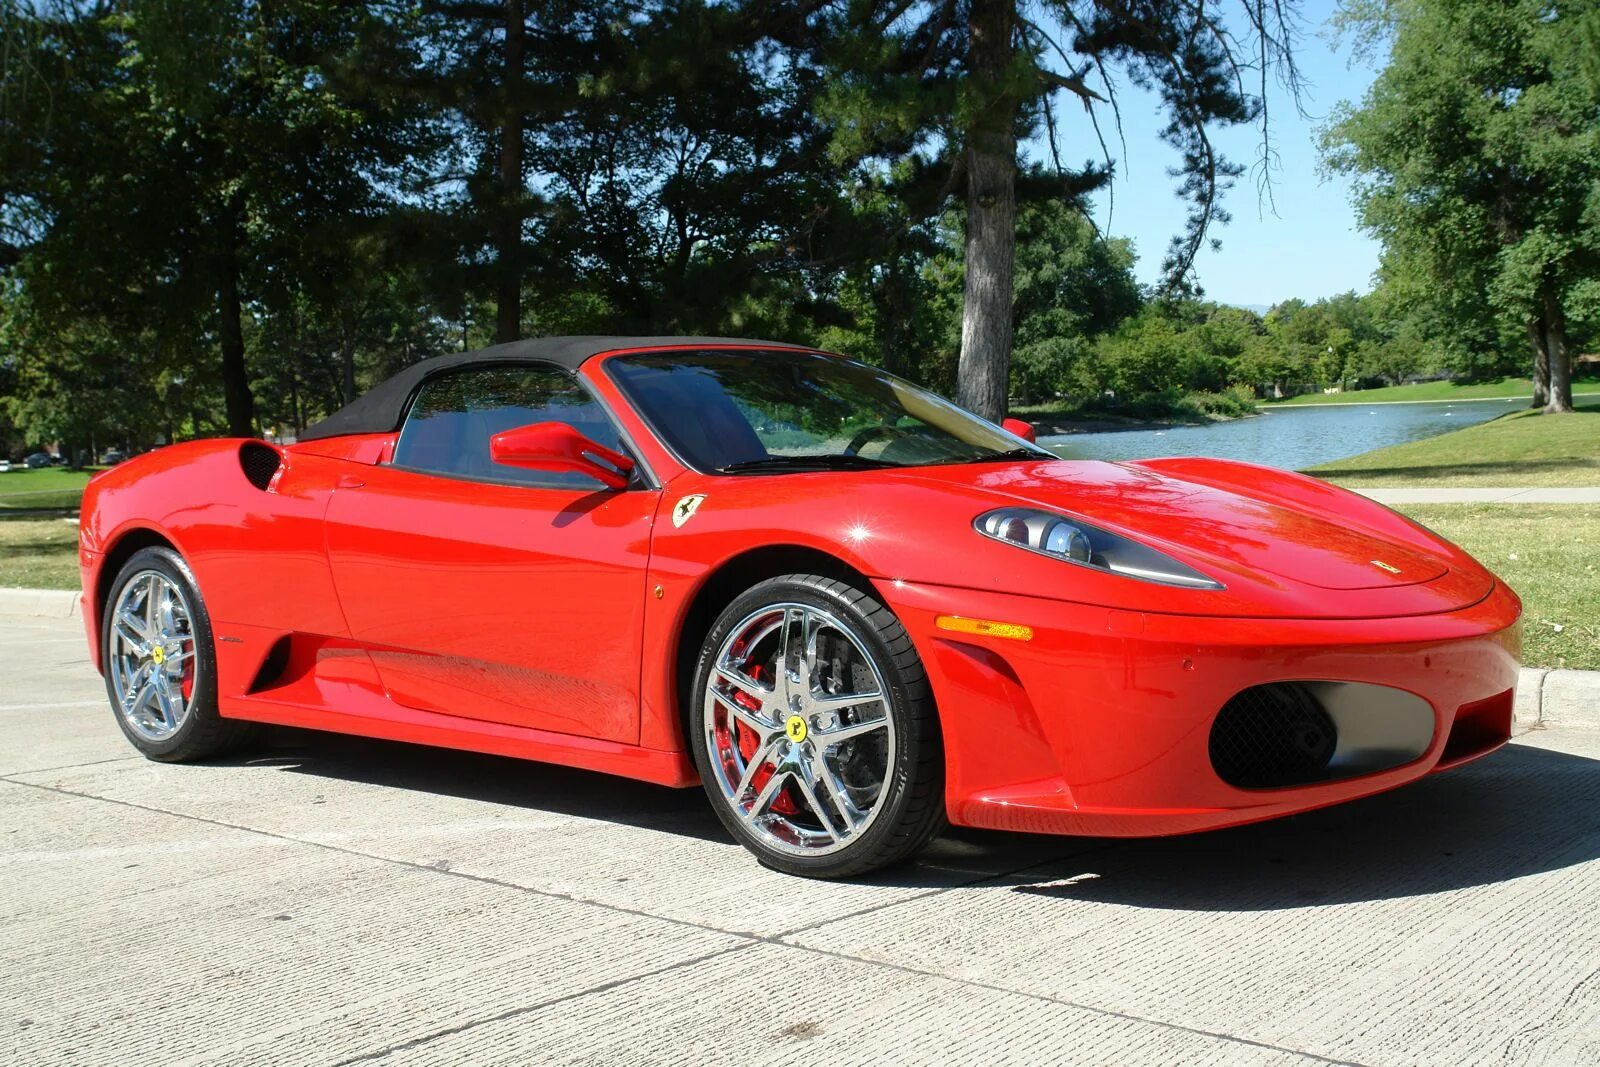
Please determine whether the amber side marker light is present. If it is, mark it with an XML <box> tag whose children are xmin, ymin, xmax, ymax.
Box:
<box><xmin>935</xmin><ymin>615</ymin><xmax>1034</xmax><ymax>641</ymax></box>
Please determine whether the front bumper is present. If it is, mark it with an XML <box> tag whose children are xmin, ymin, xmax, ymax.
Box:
<box><xmin>878</xmin><ymin>578</ymin><xmax>1522</xmax><ymax>837</ymax></box>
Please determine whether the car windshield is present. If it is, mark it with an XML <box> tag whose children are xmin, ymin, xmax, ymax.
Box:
<box><xmin>607</xmin><ymin>349</ymin><xmax>1047</xmax><ymax>474</ymax></box>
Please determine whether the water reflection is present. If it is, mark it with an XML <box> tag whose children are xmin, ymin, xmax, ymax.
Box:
<box><xmin>1041</xmin><ymin>397</ymin><xmax>1523</xmax><ymax>470</ymax></box>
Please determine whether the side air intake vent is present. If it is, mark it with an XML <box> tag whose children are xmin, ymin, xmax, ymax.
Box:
<box><xmin>239</xmin><ymin>441</ymin><xmax>283</xmax><ymax>491</ymax></box>
<box><xmin>1209</xmin><ymin>683</ymin><xmax>1337</xmax><ymax>789</ymax></box>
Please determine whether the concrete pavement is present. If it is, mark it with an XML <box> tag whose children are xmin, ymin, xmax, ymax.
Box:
<box><xmin>1350</xmin><ymin>486</ymin><xmax>1600</xmax><ymax>505</ymax></box>
<box><xmin>5</xmin><ymin>613</ymin><xmax>1600</xmax><ymax>1065</ymax></box>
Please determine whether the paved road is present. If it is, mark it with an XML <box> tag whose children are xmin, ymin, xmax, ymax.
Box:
<box><xmin>5</xmin><ymin>614</ymin><xmax>1600</xmax><ymax>1066</ymax></box>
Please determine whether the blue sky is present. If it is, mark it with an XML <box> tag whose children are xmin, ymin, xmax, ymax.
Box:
<box><xmin>1034</xmin><ymin>0</ymin><xmax>1384</xmax><ymax>308</ymax></box>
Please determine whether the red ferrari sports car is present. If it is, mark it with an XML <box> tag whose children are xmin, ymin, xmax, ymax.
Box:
<box><xmin>79</xmin><ymin>336</ymin><xmax>1522</xmax><ymax>877</ymax></box>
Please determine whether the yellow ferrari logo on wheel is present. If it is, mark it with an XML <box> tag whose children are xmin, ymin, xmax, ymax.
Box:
<box><xmin>150</xmin><ymin>646</ymin><xmax>165</xmax><ymax>666</ymax></box>
<box><xmin>785</xmin><ymin>715</ymin><xmax>808</xmax><ymax>743</ymax></box>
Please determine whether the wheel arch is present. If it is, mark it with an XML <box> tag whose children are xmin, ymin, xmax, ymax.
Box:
<box><xmin>95</xmin><ymin>527</ymin><xmax>181</xmax><ymax>637</ymax></box>
<box><xmin>671</xmin><ymin>544</ymin><xmax>875</xmax><ymax>744</ymax></box>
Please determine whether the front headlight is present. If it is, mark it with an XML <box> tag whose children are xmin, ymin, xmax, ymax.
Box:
<box><xmin>975</xmin><ymin>507</ymin><xmax>1223</xmax><ymax>590</ymax></box>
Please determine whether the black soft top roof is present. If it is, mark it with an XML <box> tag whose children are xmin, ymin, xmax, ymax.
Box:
<box><xmin>299</xmin><ymin>335</ymin><xmax>808</xmax><ymax>441</ymax></box>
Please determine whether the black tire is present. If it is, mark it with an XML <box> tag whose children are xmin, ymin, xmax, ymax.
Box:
<box><xmin>100</xmin><ymin>546</ymin><xmax>255</xmax><ymax>762</ymax></box>
<box><xmin>688</xmin><ymin>573</ymin><xmax>944</xmax><ymax>878</ymax></box>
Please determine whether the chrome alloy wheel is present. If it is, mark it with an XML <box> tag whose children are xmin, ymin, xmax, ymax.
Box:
<box><xmin>703</xmin><ymin>602</ymin><xmax>896</xmax><ymax>857</ymax></box>
<box><xmin>108</xmin><ymin>570</ymin><xmax>198</xmax><ymax>742</ymax></box>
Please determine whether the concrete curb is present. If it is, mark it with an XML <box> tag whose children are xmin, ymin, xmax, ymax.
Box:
<box><xmin>0</xmin><ymin>587</ymin><xmax>81</xmax><ymax>620</ymax></box>
<box><xmin>1537</xmin><ymin>669</ymin><xmax>1600</xmax><ymax>731</ymax></box>
<box><xmin>0</xmin><ymin>587</ymin><xmax>1595</xmax><ymax>726</ymax></box>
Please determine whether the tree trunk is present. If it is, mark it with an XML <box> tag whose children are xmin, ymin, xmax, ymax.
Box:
<box><xmin>956</xmin><ymin>0</ymin><xmax>1017</xmax><ymax>423</ymax></box>
<box><xmin>495</xmin><ymin>0</ymin><xmax>525</xmax><ymax>344</ymax></box>
<box><xmin>1527</xmin><ymin>314</ymin><xmax>1550</xmax><ymax>409</ymax></box>
<box><xmin>877</xmin><ymin>246</ymin><xmax>905</xmax><ymax>376</ymax></box>
<box><xmin>217</xmin><ymin>245</ymin><xmax>256</xmax><ymax>437</ymax></box>
<box><xmin>341</xmin><ymin>341</ymin><xmax>357</xmax><ymax>405</ymax></box>
<box><xmin>1544</xmin><ymin>291</ymin><xmax>1574</xmax><ymax>414</ymax></box>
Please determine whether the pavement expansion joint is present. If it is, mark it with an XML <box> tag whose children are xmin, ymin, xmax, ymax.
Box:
<box><xmin>328</xmin><ymin>943</ymin><xmax>758</xmax><ymax>1066</ymax></box>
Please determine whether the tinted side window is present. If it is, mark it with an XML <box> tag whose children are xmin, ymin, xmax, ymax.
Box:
<box><xmin>393</xmin><ymin>365</ymin><xmax>625</xmax><ymax>489</ymax></box>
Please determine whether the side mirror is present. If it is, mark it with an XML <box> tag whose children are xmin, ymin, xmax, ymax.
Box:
<box><xmin>489</xmin><ymin>422</ymin><xmax>634</xmax><ymax>490</ymax></box>
<box><xmin>1001</xmin><ymin>417</ymin><xmax>1037</xmax><ymax>443</ymax></box>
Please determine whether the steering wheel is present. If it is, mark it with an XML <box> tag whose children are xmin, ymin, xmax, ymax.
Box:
<box><xmin>843</xmin><ymin>424</ymin><xmax>911</xmax><ymax>456</ymax></box>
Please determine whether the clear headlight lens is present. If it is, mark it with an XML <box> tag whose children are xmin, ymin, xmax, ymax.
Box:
<box><xmin>975</xmin><ymin>507</ymin><xmax>1223</xmax><ymax>590</ymax></box>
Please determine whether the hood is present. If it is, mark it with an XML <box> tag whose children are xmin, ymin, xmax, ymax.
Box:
<box><xmin>882</xmin><ymin>458</ymin><xmax>1491</xmax><ymax>618</ymax></box>
<box><xmin>659</xmin><ymin>458</ymin><xmax>1495</xmax><ymax>621</ymax></box>
<box><xmin>931</xmin><ymin>460</ymin><xmax>1446</xmax><ymax>591</ymax></box>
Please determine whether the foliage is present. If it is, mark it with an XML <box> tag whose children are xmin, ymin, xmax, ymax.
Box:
<box><xmin>0</xmin><ymin>0</ymin><xmax>448</xmax><ymax>436</ymax></box>
<box><xmin>1323</xmin><ymin>0</ymin><xmax>1600</xmax><ymax>412</ymax></box>
<box><xmin>0</xmin><ymin>0</ymin><xmax>1594</xmax><ymax>450</ymax></box>
<box><xmin>1009</xmin><ymin>199</ymin><xmax>1141</xmax><ymax>402</ymax></box>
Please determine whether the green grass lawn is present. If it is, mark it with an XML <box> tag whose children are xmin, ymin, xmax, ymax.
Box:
<box><xmin>0</xmin><ymin>467</ymin><xmax>96</xmax><ymax>510</ymax></box>
<box><xmin>0</xmin><ymin>517</ymin><xmax>81</xmax><ymax>589</ymax></box>
<box><xmin>1396</xmin><ymin>504</ymin><xmax>1600</xmax><ymax>671</ymax></box>
<box><xmin>1309</xmin><ymin>403</ymin><xmax>1600</xmax><ymax>487</ymax></box>
<box><xmin>1264</xmin><ymin>376</ymin><xmax>1600</xmax><ymax>406</ymax></box>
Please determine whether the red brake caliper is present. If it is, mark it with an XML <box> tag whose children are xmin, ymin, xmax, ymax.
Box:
<box><xmin>733</xmin><ymin>663</ymin><xmax>797</xmax><ymax>815</ymax></box>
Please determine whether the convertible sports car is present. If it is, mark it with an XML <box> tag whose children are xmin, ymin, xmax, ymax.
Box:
<box><xmin>79</xmin><ymin>336</ymin><xmax>1522</xmax><ymax>877</ymax></box>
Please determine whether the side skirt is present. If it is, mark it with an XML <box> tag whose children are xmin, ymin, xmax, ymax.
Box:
<box><xmin>210</xmin><ymin>624</ymin><xmax>698</xmax><ymax>788</ymax></box>
<box><xmin>221</xmin><ymin>693</ymin><xmax>699</xmax><ymax>788</ymax></box>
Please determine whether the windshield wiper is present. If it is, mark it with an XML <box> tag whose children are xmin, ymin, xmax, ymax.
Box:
<box><xmin>716</xmin><ymin>455</ymin><xmax>902</xmax><ymax>475</ymax></box>
<box><xmin>933</xmin><ymin>447</ymin><xmax>1052</xmax><ymax>466</ymax></box>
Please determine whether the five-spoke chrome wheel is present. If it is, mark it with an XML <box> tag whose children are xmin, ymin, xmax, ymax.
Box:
<box><xmin>108</xmin><ymin>569</ymin><xmax>198</xmax><ymax>742</ymax></box>
<box><xmin>703</xmin><ymin>602</ymin><xmax>895</xmax><ymax>857</ymax></box>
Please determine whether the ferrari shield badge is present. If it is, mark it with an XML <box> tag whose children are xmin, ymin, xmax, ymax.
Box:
<box><xmin>672</xmin><ymin>494</ymin><xmax>706</xmax><ymax>528</ymax></box>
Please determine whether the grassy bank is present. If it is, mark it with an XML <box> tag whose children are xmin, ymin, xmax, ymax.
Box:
<box><xmin>1265</xmin><ymin>376</ymin><xmax>1600</xmax><ymax>406</ymax></box>
<box><xmin>0</xmin><ymin>517</ymin><xmax>80</xmax><ymax>589</ymax></box>
<box><xmin>0</xmin><ymin>468</ymin><xmax>95</xmax><ymax>510</ymax></box>
<box><xmin>1397</xmin><ymin>504</ymin><xmax>1599</xmax><ymax>671</ymax></box>
<box><xmin>1309</xmin><ymin>403</ymin><xmax>1600</xmax><ymax>487</ymax></box>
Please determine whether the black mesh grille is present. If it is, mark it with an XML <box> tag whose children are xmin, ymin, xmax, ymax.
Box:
<box><xmin>1209</xmin><ymin>683</ymin><xmax>1337</xmax><ymax>789</ymax></box>
<box><xmin>239</xmin><ymin>442</ymin><xmax>282</xmax><ymax>490</ymax></box>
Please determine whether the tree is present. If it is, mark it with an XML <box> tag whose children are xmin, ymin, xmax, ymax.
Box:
<box><xmin>1</xmin><ymin>0</ymin><xmax>441</xmax><ymax>436</ymax></box>
<box><xmin>814</xmin><ymin>0</ymin><xmax>1301</xmax><ymax>420</ymax></box>
<box><xmin>528</xmin><ymin>0</ymin><xmax>860</xmax><ymax>336</ymax></box>
<box><xmin>414</xmin><ymin>0</ymin><xmax>563</xmax><ymax>344</ymax></box>
<box><xmin>1008</xmin><ymin>197</ymin><xmax>1139</xmax><ymax>401</ymax></box>
<box><xmin>1323</xmin><ymin>0</ymin><xmax>1600</xmax><ymax>413</ymax></box>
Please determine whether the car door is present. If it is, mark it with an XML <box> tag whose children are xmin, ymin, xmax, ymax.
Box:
<box><xmin>323</xmin><ymin>363</ymin><xmax>657</xmax><ymax>744</ymax></box>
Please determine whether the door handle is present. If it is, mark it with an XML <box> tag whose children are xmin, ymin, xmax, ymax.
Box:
<box><xmin>337</xmin><ymin>475</ymin><xmax>366</xmax><ymax>489</ymax></box>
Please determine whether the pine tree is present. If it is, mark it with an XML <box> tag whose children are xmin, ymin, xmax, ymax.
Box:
<box><xmin>812</xmin><ymin>0</ymin><xmax>1301</xmax><ymax>420</ymax></box>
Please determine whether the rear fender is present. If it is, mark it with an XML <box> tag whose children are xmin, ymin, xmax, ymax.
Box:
<box><xmin>81</xmin><ymin>439</ymin><xmax>352</xmax><ymax>642</ymax></box>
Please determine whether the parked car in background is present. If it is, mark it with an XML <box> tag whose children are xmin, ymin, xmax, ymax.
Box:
<box><xmin>100</xmin><ymin>449</ymin><xmax>127</xmax><ymax>465</ymax></box>
<box><xmin>0</xmin><ymin>458</ymin><xmax>12</xmax><ymax>473</ymax></box>
<box><xmin>25</xmin><ymin>452</ymin><xmax>53</xmax><ymax>469</ymax></box>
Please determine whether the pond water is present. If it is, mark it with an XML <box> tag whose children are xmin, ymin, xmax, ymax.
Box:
<box><xmin>1038</xmin><ymin>397</ymin><xmax>1525</xmax><ymax>470</ymax></box>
